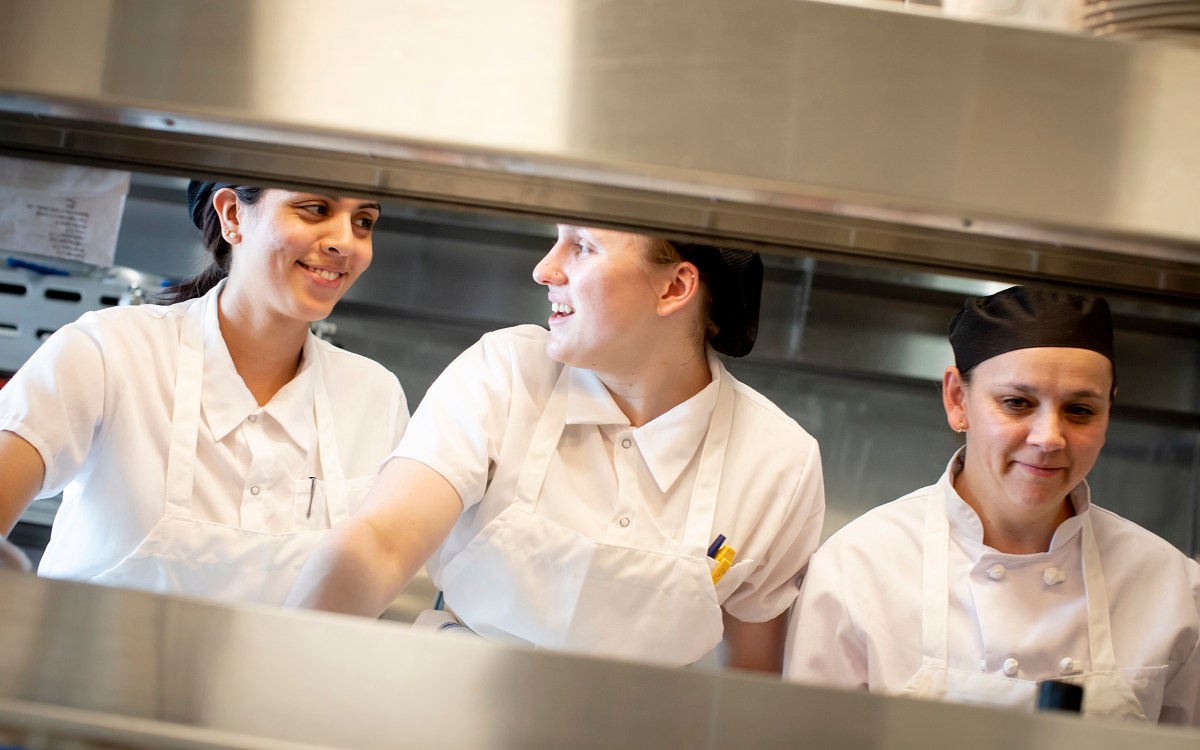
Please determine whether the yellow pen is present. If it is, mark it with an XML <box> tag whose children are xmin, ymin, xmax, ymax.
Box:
<box><xmin>707</xmin><ymin>534</ymin><xmax>737</xmax><ymax>584</ymax></box>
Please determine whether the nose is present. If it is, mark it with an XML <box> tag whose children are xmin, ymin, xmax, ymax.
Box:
<box><xmin>1027</xmin><ymin>409</ymin><xmax>1067</xmax><ymax>452</ymax></box>
<box><xmin>532</xmin><ymin>242</ymin><xmax>567</xmax><ymax>286</ymax></box>
<box><xmin>322</xmin><ymin>215</ymin><xmax>358</xmax><ymax>256</ymax></box>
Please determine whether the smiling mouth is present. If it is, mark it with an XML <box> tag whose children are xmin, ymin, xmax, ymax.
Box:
<box><xmin>298</xmin><ymin>261</ymin><xmax>344</xmax><ymax>282</ymax></box>
<box><xmin>1017</xmin><ymin>462</ymin><xmax>1065</xmax><ymax>476</ymax></box>
<box><xmin>551</xmin><ymin>302</ymin><xmax>575</xmax><ymax>317</ymax></box>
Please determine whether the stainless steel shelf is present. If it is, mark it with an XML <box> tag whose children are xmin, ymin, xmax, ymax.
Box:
<box><xmin>1</xmin><ymin>0</ymin><xmax>1199</xmax><ymax>297</ymax></box>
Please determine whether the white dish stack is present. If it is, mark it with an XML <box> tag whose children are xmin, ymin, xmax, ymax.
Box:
<box><xmin>1082</xmin><ymin>0</ymin><xmax>1200</xmax><ymax>43</ymax></box>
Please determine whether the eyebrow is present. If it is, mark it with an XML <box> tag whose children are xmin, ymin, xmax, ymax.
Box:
<box><xmin>1002</xmin><ymin>383</ymin><xmax>1105</xmax><ymax>400</ymax></box>
<box><xmin>300</xmin><ymin>192</ymin><xmax>381</xmax><ymax>212</ymax></box>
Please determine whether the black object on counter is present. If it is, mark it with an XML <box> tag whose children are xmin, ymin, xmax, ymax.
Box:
<box><xmin>1037</xmin><ymin>680</ymin><xmax>1084</xmax><ymax>713</ymax></box>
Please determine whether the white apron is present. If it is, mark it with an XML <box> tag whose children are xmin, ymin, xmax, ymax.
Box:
<box><xmin>435</xmin><ymin>365</ymin><xmax>733</xmax><ymax>666</ymax></box>
<box><xmin>903</xmin><ymin>494</ymin><xmax>1147</xmax><ymax>719</ymax></box>
<box><xmin>90</xmin><ymin>299</ymin><xmax>348</xmax><ymax>604</ymax></box>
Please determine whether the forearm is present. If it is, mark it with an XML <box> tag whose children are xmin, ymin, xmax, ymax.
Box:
<box><xmin>285</xmin><ymin>515</ymin><xmax>418</xmax><ymax>616</ymax></box>
<box><xmin>721</xmin><ymin>610</ymin><xmax>788</xmax><ymax>674</ymax></box>
<box><xmin>285</xmin><ymin>457</ymin><xmax>463</xmax><ymax>616</ymax></box>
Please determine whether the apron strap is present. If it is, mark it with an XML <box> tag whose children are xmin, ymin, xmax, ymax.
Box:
<box><xmin>679</xmin><ymin>364</ymin><xmax>734</xmax><ymax>557</ymax></box>
<box><xmin>920</xmin><ymin>489</ymin><xmax>951</xmax><ymax>668</ymax></box>
<box><xmin>1080</xmin><ymin>513</ymin><xmax>1119</xmax><ymax>672</ymax></box>
<box><xmin>512</xmin><ymin>364</ymin><xmax>571</xmax><ymax>511</ymax></box>
<box><xmin>312</xmin><ymin>342</ymin><xmax>350</xmax><ymax>524</ymax></box>
<box><xmin>162</xmin><ymin>296</ymin><xmax>206</xmax><ymax>518</ymax></box>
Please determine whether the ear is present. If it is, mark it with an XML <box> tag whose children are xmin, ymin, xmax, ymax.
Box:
<box><xmin>212</xmin><ymin>187</ymin><xmax>240</xmax><ymax>234</ymax></box>
<box><xmin>943</xmin><ymin>366</ymin><xmax>968</xmax><ymax>432</ymax></box>
<box><xmin>655</xmin><ymin>261</ymin><xmax>700</xmax><ymax>319</ymax></box>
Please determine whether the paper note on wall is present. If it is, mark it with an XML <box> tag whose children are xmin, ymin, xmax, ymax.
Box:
<box><xmin>0</xmin><ymin>155</ymin><xmax>131</xmax><ymax>267</ymax></box>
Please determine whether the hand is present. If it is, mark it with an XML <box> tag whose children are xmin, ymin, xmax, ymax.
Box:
<box><xmin>0</xmin><ymin>536</ymin><xmax>32</xmax><ymax>573</ymax></box>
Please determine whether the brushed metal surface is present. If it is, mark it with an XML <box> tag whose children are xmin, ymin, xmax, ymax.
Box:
<box><xmin>2</xmin><ymin>571</ymin><xmax>1199</xmax><ymax>749</ymax></box>
<box><xmin>0</xmin><ymin>0</ymin><xmax>1198</xmax><ymax>297</ymax></box>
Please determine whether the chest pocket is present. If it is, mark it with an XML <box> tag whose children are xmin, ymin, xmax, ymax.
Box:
<box><xmin>1116</xmin><ymin>664</ymin><xmax>1170</xmax><ymax>721</ymax></box>
<box><xmin>708</xmin><ymin>557</ymin><xmax>756</xmax><ymax>603</ymax></box>
<box><xmin>293</xmin><ymin>476</ymin><xmax>376</xmax><ymax>530</ymax></box>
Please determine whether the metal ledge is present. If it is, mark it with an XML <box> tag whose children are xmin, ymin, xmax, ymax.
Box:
<box><xmin>2</xmin><ymin>109</ymin><xmax>1198</xmax><ymax>299</ymax></box>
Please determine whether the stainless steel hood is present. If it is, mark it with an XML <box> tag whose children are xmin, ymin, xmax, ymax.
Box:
<box><xmin>1</xmin><ymin>0</ymin><xmax>1199</xmax><ymax>297</ymax></box>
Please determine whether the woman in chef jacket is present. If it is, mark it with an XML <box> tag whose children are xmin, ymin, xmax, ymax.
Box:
<box><xmin>785</xmin><ymin>286</ymin><xmax>1200</xmax><ymax>723</ymax></box>
<box><xmin>287</xmin><ymin>224</ymin><xmax>826</xmax><ymax>672</ymax></box>
<box><xmin>0</xmin><ymin>181</ymin><xmax>409</xmax><ymax>603</ymax></box>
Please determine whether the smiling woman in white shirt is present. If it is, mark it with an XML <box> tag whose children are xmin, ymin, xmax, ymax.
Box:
<box><xmin>0</xmin><ymin>181</ymin><xmax>408</xmax><ymax>603</ymax></box>
<box><xmin>784</xmin><ymin>286</ymin><xmax>1200</xmax><ymax>724</ymax></box>
<box><xmin>287</xmin><ymin>225</ymin><xmax>826</xmax><ymax>672</ymax></box>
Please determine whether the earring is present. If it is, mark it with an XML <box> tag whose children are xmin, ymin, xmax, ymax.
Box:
<box><xmin>225</xmin><ymin>229</ymin><xmax>239</xmax><ymax>243</ymax></box>
<box><xmin>955</xmin><ymin>422</ymin><xmax>967</xmax><ymax>433</ymax></box>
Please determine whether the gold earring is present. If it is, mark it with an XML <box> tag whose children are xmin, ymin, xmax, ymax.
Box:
<box><xmin>955</xmin><ymin>422</ymin><xmax>967</xmax><ymax>433</ymax></box>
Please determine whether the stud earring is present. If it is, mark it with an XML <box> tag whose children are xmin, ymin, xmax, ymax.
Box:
<box><xmin>225</xmin><ymin>229</ymin><xmax>239</xmax><ymax>243</ymax></box>
<box><xmin>955</xmin><ymin>422</ymin><xmax>967</xmax><ymax>433</ymax></box>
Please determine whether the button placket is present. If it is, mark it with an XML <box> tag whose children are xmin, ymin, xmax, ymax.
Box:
<box><xmin>608</xmin><ymin>428</ymin><xmax>637</xmax><ymax>541</ymax></box>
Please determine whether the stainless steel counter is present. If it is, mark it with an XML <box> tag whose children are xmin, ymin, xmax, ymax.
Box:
<box><xmin>1</xmin><ymin>570</ymin><xmax>1197</xmax><ymax>750</ymax></box>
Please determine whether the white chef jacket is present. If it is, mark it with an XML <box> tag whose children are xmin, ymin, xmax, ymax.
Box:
<box><xmin>784</xmin><ymin>451</ymin><xmax>1200</xmax><ymax>725</ymax></box>
<box><xmin>0</xmin><ymin>281</ymin><xmax>408</xmax><ymax>587</ymax></box>
<box><xmin>393</xmin><ymin>325</ymin><xmax>825</xmax><ymax>626</ymax></box>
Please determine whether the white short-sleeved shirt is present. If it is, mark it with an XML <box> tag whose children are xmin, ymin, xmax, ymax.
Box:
<box><xmin>0</xmin><ymin>282</ymin><xmax>409</xmax><ymax>582</ymax></box>
<box><xmin>785</xmin><ymin>454</ymin><xmax>1200</xmax><ymax>725</ymax></box>
<box><xmin>393</xmin><ymin>325</ymin><xmax>825</xmax><ymax>623</ymax></box>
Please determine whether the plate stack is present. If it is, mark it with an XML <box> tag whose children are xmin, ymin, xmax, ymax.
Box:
<box><xmin>1082</xmin><ymin>0</ymin><xmax>1200</xmax><ymax>44</ymax></box>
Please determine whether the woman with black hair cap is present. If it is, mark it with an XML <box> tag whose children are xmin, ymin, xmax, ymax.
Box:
<box><xmin>0</xmin><ymin>182</ymin><xmax>408</xmax><ymax>603</ymax></box>
<box><xmin>288</xmin><ymin>224</ymin><xmax>826</xmax><ymax>672</ymax></box>
<box><xmin>785</xmin><ymin>286</ymin><xmax>1200</xmax><ymax>723</ymax></box>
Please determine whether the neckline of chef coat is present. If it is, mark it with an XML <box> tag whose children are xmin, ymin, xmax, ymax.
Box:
<box><xmin>921</xmin><ymin>468</ymin><xmax>1120</xmax><ymax>678</ymax></box>
<box><xmin>199</xmin><ymin>279</ymin><xmax>317</xmax><ymax>448</ymax></box>
<box><xmin>940</xmin><ymin>447</ymin><xmax>1091</xmax><ymax>555</ymax></box>
<box><xmin>563</xmin><ymin>348</ymin><xmax>722</xmax><ymax>494</ymax></box>
<box><xmin>165</xmin><ymin>281</ymin><xmax>348</xmax><ymax>522</ymax></box>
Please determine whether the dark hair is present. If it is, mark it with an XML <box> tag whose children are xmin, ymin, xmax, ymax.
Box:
<box><xmin>159</xmin><ymin>184</ymin><xmax>265</xmax><ymax>304</ymax></box>
<box><xmin>643</xmin><ymin>237</ymin><xmax>762</xmax><ymax>358</ymax></box>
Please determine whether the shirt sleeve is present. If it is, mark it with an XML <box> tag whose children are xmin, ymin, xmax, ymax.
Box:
<box><xmin>722</xmin><ymin>439</ymin><xmax>826</xmax><ymax>622</ymax></box>
<box><xmin>1159</xmin><ymin>557</ymin><xmax>1200</xmax><ymax>725</ymax></box>
<box><xmin>783</xmin><ymin>543</ymin><xmax>870</xmax><ymax>690</ymax></box>
<box><xmin>389</xmin><ymin>330</ymin><xmax>518</xmax><ymax>508</ymax></box>
<box><xmin>0</xmin><ymin>319</ymin><xmax>106</xmax><ymax>497</ymax></box>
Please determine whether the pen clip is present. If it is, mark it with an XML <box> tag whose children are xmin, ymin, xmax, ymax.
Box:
<box><xmin>707</xmin><ymin>534</ymin><xmax>726</xmax><ymax>559</ymax></box>
<box><xmin>306</xmin><ymin>476</ymin><xmax>316</xmax><ymax>519</ymax></box>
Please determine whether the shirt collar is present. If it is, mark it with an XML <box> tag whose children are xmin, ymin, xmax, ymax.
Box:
<box><xmin>564</xmin><ymin>350</ymin><xmax>722</xmax><ymax>493</ymax></box>
<box><xmin>939</xmin><ymin>447</ymin><xmax>1091</xmax><ymax>552</ymax></box>
<box><xmin>199</xmin><ymin>280</ymin><xmax>317</xmax><ymax>447</ymax></box>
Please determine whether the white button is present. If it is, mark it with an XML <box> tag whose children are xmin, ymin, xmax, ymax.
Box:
<box><xmin>1002</xmin><ymin>658</ymin><xmax>1019</xmax><ymax>677</ymax></box>
<box><xmin>1043</xmin><ymin>567</ymin><xmax>1065</xmax><ymax>585</ymax></box>
<box><xmin>250</xmin><ymin>485</ymin><xmax>260</xmax><ymax>496</ymax></box>
<box><xmin>248</xmin><ymin>414</ymin><xmax>257</xmax><ymax>423</ymax></box>
<box><xmin>1058</xmin><ymin>657</ymin><xmax>1081</xmax><ymax>675</ymax></box>
<box><xmin>621</xmin><ymin>438</ymin><xmax>632</xmax><ymax>449</ymax></box>
<box><xmin>987</xmin><ymin>563</ymin><xmax>1006</xmax><ymax>581</ymax></box>
<box><xmin>619</xmin><ymin>517</ymin><xmax>630</xmax><ymax>527</ymax></box>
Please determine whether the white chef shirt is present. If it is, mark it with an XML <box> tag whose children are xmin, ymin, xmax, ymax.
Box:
<box><xmin>785</xmin><ymin>451</ymin><xmax>1200</xmax><ymax>725</ymax></box>
<box><xmin>393</xmin><ymin>325</ymin><xmax>825</xmax><ymax>622</ymax></box>
<box><xmin>0</xmin><ymin>281</ymin><xmax>408</xmax><ymax>583</ymax></box>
